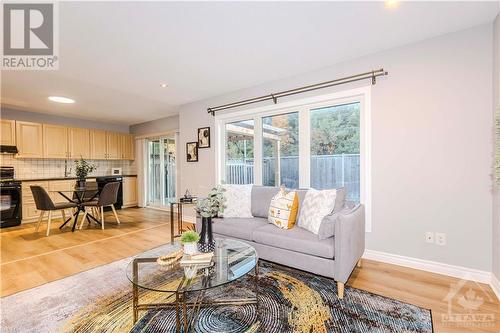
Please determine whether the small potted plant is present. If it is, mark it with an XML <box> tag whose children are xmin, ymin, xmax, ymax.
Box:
<box><xmin>180</xmin><ymin>230</ymin><xmax>200</xmax><ymax>255</ymax></box>
<box><xmin>74</xmin><ymin>158</ymin><xmax>96</xmax><ymax>188</ymax></box>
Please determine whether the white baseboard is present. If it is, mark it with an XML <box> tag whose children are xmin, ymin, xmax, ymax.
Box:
<box><xmin>491</xmin><ymin>274</ymin><xmax>500</xmax><ymax>300</ymax></box>
<box><xmin>363</xmin><ymin>249</ymin><xmax>492</xmax><ymax>284</ymax></box>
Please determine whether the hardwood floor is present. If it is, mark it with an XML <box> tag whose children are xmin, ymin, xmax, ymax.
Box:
<box><xmin>1</xmin><ymin>207</ymin><xmax>499</xmax><ymax>332</ymax></box>
<box><xmin>0</xmin><ymin>207</ymin><xmax>180</xmax><ymax>297</ymax></box>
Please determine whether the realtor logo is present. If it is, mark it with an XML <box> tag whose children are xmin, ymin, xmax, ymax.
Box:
<box><xmin>2</xmin><ymin>2</ymin><xmax>58</xmax><ymax>70</ymax></box>
<box><xmin>442</xmin><ymin>278</ymin><xmax>495</xmax><ymax>329</ymax></box>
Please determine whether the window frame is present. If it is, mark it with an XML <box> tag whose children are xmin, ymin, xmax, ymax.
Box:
<box><xmin>215</xmin><ymin>86</ymin><xmax>372</xmax><ymax>231</ymax></box>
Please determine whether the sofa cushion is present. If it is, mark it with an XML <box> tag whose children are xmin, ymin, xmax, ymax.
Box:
<box><xmin>221</xmin><ymin>184</ymin><xmax>253</xmax><ymax>218</ymax></box>
<box><xmin>268</xmin><ymin>188</ymin><xmax>299</xmax><ymax>229</ymax></box>
<box><xmin>251</xmin><ymin>186</ymin><xmax>280</xmax><ymax>218</ymax></box>
<box><xmin>252</xmin><ymin>186</ymin><xmax>314</xmax><ymax>218</ymax></box>
<box><xmin>333</xmin><ymin>187</ymin><xmax>346</xmax><ymax>212</ymax></box>
<box><xmin>211</xmin><ymin>217</ymin><xmax>268</xmax><ymax>241</ymax></box>
<box><xmin>252</xmin><ymin>224</ymin><xmax>334</xmax><ymax>259</ymax></box>
<box><xmin>298</xmin><ymin>188</ymin><xmax>338</xmax><ymax>235</ymax></box>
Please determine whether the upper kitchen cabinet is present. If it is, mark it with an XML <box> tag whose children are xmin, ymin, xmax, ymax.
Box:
<box><xmin>16</xmin><ymin>121</ymin><xmax>43</xmax><ymax>158</ymax></box>
<box><xmin>1</xmin><ymin>120</ymin><xmax>16</xmax><ymax>145</ymax></box>
<box><xmin>43</xmin><ymin>124</ymin><xmax>69</xmax><ymax>158</ymax></box>
<box><xmin>106</xmin><ymin>132</ymin><xmax>120</xmax><ymax>159</ymax></box>
<box><xmin>120</xmin><ymin>134</ymin><xmax>134</xmax><ymax>160</ymax></box>
<box><xmin>90</xmin><ymin>129</ymin><xmax>107</xmax><ymax>159</ymax></box>
<box><xmin>68</xmin><ymin>127</ymin><xmax>90</xmax><ymax>159</ymax></box>
<box><xmin>13</xmin><ymin>122</ymin><xmax>133</xmax><ymax>161</ymax></box>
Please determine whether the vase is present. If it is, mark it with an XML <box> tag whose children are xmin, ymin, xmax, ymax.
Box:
<box><xmin>198</xmin><ymin>216</ymin><xmax>215</xmax><ymax>253</ymax></box>
<box><xmin>77</xmin><ymin>179</ymin><xmax>86</xmax><ymax>188</ymax></box>
<box><xmin>183</xmin><ymin>242</ymin><xmax>198</xmax><ymax>255</ymax></box>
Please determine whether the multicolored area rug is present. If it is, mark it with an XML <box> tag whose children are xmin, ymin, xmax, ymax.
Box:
<box><xmin>1</xmin><ymin>243</ymin><xmax>433</xmax><ymax>333</ymax></box>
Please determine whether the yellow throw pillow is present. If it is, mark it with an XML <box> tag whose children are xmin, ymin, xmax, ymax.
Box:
<box><xmin>268</xmin><ymin>188</ymin><xmax>299</xmax><ymax>229</ymax></box>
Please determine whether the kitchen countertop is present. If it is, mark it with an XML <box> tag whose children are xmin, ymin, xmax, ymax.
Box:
<box><xmin>17</xmin><ymin>175</ymin><xmax>137</xmax><ymax>182</ymax></box>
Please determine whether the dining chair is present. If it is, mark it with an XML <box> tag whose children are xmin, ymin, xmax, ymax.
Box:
<box><xmin>74</xmin><ymin>181</ymin><xmax>100</xmax><ymax>219</ymax></box>
<box><xmin>30</xmin><ymin>186</ymin><xmax>78</xmax><ymax>236</ymax></box>
<box><xmin>80</xmin><ymin>182</ymin><xmax>120</xmax><ymax>230</ymax></box>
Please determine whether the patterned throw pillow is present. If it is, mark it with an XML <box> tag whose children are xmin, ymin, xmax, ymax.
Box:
<box><xmin>297</xmin><ymin>188</ymin><xmax>337</xmax><ymax>235</ymax></box>
<box><xmin>219</xmin><ymin>184</ymin><xmax>253</xmax><ymax>218</ymax></box>
<box><xmin>268</xmin><ymin>188</ymin><xmax>299</xmax><ymax>229</ymax></box>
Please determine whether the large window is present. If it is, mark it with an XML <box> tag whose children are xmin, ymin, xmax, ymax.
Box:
<box><xmin>262</xmin><ymin>112</ymin><xmax>299</xmax><ymax>188</ymax></box>
<box><xmin>310</xmin><ymin>102</ymin><xmax>360</xmax><ymax>202</ymax></box>
<box><xmin>218</xmin><ymin>88</ymin><xmax>369</xmax><ymax>219</ymax></box>
<box><xmin>225</xmin><ymin>120</ymin><xmax>254</xmax><ymax>184</ymax></box>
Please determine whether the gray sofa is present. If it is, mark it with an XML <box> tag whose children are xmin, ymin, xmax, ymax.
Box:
<box><xmin>196</xmin><ymin>185</ymin><xmax>365</xmax><ymax>299</ymax></box>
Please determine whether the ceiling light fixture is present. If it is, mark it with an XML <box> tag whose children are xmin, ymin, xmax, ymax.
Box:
<box><xmin>48</xmin><ymin>96</ymin><xmax>75</xmax><ymax>104</ymax></box>
<box><xmin>160</xmin><ymin>83</ymin><xmax>168</xmax><ymax>88</ymax></box>
<box><xmin>385</xmin><ymin>0</ymin><xmax>400</xmax><ymax>9</ymax></box>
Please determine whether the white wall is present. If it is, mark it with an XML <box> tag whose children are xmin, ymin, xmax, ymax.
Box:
<box><xmin>178</xmin><ymin>24</ymin><xmax>493</xmax><ymax>271</ymax></box>
<box><xmin>492</xmin><ymin>14</ymin><xmax>500</xmax><ymax>280</ymax></box>
<box><xmin>1</xmin><ymin>107</ymin><xmax>129</xmax><ymax>133</ymax></box>
<box><xmin>129</xmin><ymin>114</ymin><xmax>179</xmax><ymax>135</ymax></box>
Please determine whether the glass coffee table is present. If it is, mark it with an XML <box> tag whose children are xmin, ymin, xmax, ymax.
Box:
<box><xmin>126</xmin><ymin>238</ymin><xmax>259</xmax><ymax>332</ymax></box>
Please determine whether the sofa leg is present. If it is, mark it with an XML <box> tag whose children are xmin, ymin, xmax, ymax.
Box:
<box><xmin>357</xmin><ymin>258</ymin><xmax>362</xmax><ymax>268</ymax></box>
<box><xmin>337</xmin><ymin>282</ymin><xmax>345</xmax><ymax>299</ymax></box>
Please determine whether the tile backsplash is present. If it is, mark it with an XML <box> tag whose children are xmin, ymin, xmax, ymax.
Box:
<box><xmin>0</xmin><ymin>155</ymin><xmax>137</xmax><ymax>180</ymax></box>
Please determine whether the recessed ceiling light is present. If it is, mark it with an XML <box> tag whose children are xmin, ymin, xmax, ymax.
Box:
<box><xmin>385</xmin><ymin>0</ymin><xmax>400</xmax><ymax>9</ymax></box>
<box><xmin>160</xmin><ymin>83</ymin><xmax>168</xmax><ymax>88</ymax></box>
<box><xmin>48</xmin><ymin>96</ymin><xmax>75</xmax><ymax>104</ymax></box>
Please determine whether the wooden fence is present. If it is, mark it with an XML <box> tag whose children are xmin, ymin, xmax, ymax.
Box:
<box><xmin>226</xmin><ymin>154</ymin><xmax>360</xmax><ymax>202</ymax></box>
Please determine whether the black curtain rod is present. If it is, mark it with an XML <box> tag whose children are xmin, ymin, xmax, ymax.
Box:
<box><xmin>207</xmin><ymin>68</ymin><xmax>388</xmax><ymax>115</ymax></box>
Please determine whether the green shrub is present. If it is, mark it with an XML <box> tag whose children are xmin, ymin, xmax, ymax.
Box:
<box><xmin>180</xmin><ymin>230</ymin><xmax>200</xmax><ymax>244</ymax></box>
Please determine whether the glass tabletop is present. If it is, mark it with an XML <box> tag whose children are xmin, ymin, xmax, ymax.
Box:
<box><xmin>48</xmin><ymin>188</ymin><xmax>98</xmax><ymax>193</ymax></box>
<box><xmin>126</xmin><ymin>238</ymin><xmax>258</xmax><ymax>293</ymax></box>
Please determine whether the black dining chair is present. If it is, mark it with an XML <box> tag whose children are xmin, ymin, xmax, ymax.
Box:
<box><xmin>81</xmin><ymin>182</ymin><xmax>120</xmax><ymax>230</ymax></box>
<box><xmin>31</xmin><ymin>186</ymin><xmax>78</xmax><ymax>236</ymax></box>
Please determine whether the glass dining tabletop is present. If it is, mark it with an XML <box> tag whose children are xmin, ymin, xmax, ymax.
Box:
<box><xmin>126</xmin><ymin>238</ymin><xmax>258</xmax><ymax>293</ymax></box>
<box><xmin>48</xmin><ymin>188</ymin><xmax>98</xmax><ymax>193</ymax></box>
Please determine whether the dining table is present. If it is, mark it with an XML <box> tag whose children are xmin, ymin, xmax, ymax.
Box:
<box><xmin>50</xmin><ymin>187</ymin><xmax>101</xmax><ymax>232</ymax></box>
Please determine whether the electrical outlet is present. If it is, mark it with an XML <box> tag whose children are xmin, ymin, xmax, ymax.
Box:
<box><xmin>425</xmin><ymin>232</ymin><xmax>434</xmax><ymax>243</ymax></box>
<box><xmin>435</xmin><ymin>233</ymin><xmax>446</xmax><ymax>246</ymax></box>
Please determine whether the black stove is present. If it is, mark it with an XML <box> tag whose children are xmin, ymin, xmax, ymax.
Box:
<box><xmin>0</xmin><ymin>166</ymin><xmax>22</xmax><ymax>228</ymax></box>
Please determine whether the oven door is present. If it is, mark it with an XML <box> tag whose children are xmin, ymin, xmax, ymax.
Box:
<box><xmin>0</xmin><ymin>185</ymin><xmax>22</xmax><ymax>228</ymax></box>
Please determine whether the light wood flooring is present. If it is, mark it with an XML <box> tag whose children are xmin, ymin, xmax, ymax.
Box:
<box><xmin>1</xmin><ymin>207</ymin><xmax>499</xmax><ymax>332</ymax></box>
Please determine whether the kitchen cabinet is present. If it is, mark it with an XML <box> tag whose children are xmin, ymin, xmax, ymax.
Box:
<box><xmin>120</xmin><ymin>134</ymin><xmax>134</xmax><ymax>160</ymax></box>
<box><xmin>48</xmin><ymin>179</ymin><xmax>75</xmax><ymax>204</ymax></box>
<box><xmin>43</xmin><ymin>124</ymin><xmax>69</xmax><ymax>158</ymax></box>
<box><xmin>14</xmin><ymin>121</ymin><xmax>134</xmax><ymax>161</ymax></box>
<box><xmin>90</xmin><ymin>129</ymin><xmax>107</xmax><ymax>159</ymax></box>
<box><xmin>1</xmin><ymin>119</ymin><xmax>16</xmax><ymax>145</ymax></box>
<box><xmin>16</xmin><ymin>121</ymin><xmax>43</xmax><ymax>158</ymax></box>
<box><xmin>68</xmin><ymin>127</ymin><xmax>90</xmax><ymax>159</ymax></box>
<box><xmin>123</xmin><ymin>176</ymin><xmax>137</xmax><ymax>207</ymax></box>
<box><xmin>106</xmin><ymin>132</ymin><xmax>120</xmax><ymax>159</ymax></box>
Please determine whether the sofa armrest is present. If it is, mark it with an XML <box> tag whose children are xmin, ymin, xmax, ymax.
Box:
<box><xmin>334</xmin><ymin>204</ymin><xmax>365</xmax><ymax>283</ymax></box>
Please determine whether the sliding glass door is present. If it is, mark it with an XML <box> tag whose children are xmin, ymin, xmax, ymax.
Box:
<box><xmin>147</xmin><ymin>137</ymin><xmax>176</xmax><ymax>207</ymax></box>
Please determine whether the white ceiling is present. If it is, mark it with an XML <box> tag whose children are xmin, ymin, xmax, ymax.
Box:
<box><xmin>2</xmin><ymin>1</ymin><xmax>499</xmax><ymax>125</ymax></box>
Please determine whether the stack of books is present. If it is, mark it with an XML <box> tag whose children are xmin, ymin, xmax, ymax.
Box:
<box><xmin>180</xmin><ymin>252</ymin><xmax>214</xmax><ymax>268</ymax></box>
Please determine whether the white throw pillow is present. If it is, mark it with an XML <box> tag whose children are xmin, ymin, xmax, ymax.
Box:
<box><xmin>297</xmin><ymin>188</ymin><xmax>337</xmax><ymax>235</ymax></box>
<box><xmin>220</xmin><ymin>184</ymin><xmax>253</xmax><ymax>218</ymax></box>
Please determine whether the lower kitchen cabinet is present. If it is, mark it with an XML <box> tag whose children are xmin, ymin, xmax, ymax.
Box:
<box><xmin>123</xmin><ymin>176</ymin><xmax>138</xmax><ymax>207</ymax></box>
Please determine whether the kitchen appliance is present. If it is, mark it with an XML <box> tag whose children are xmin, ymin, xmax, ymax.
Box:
<box><xmin>0</xmin><ymin>166</ymin><xmax>22</xmax><ymax>228</ymax></box>
<box><xmin>0</xmin><ymin>145</ymin><xmax>18</xmax><ymax>154</ymax></box>
<box><xmin>111</xmin><ymin>168</ymin><xmax>122</xmax><ymax>175</ymax></box>
<box><xmin>96</xmin><ymin>176</ymin><xmax>123</xmax><ymax>211</ymax></box>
